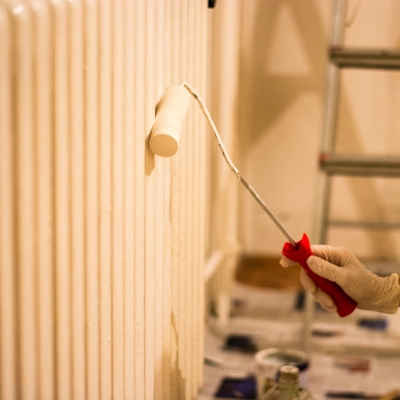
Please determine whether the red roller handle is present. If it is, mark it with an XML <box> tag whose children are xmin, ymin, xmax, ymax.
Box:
<box><xmin>282</xmin><ymin>233</ymin><xmax>357</xmax><ymax>317</ymax></box>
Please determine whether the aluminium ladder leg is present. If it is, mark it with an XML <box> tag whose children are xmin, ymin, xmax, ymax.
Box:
<box><xmin>313</xmin><ymin>0</ymin><xmax>348</xmax><ymax>245</ymax></box>
<box><xmin>303</xmin><ymin>0</ymin><xmax>348</xmax><ymax>352</ymax></box>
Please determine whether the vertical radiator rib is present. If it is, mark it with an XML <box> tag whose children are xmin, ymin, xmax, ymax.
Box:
<box><xmin>98</xmin><ymin>0</ymin><xmax>112</xmax><ymax>397</ymax></box>
<box><xmin>124</xmin><ymin>1</ymin><xmax>136</xmax><ymax>398</ymax></box>
<box><xmin>111</xmin><ymin>0</ymin><xmax>125</xmax><ymax>398</ymax></box>
<box><xmin>0</xmin><ymin>1</ymin><xmax>207</xmax><ymax>399</ymax></box>
<box><xmin>0</xmin><ymin>4</ymin><xmax>17</xmax><ymax>400</ymax></box>
<box><xmin>69</xmin><ymin>0</ymin><xmax>86</xmax><ymax>398</ymax></box>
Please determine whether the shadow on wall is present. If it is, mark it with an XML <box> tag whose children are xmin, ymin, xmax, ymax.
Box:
<box><xmin>235</xmin><ymin>0</ymin><xmax>328</xmax><ymax>252</ymax></box>
<box><xmin>237</xmin><ymin>0</ymin><xmax>328</xmax><ymax>149</ymax></box>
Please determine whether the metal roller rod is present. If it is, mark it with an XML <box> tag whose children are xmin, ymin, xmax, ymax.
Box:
<box><xmin>181</xmin><ymin>81</ymin><xmax>297</xmax><ymax>247</ymax></box>
<box><xmin>239</xmin><ymin>176</ymin><xmax>297</xmax><ymax>246</ymax></box>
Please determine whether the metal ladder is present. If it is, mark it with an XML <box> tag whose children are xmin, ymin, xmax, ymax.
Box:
<box><xmin>313</xmin><ymin>0</ymin><xmax>400</xmax><ymax>255</ymax></box>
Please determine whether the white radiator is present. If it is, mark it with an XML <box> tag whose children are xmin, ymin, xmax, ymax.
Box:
<box><xmin>0</xmin><ymin>1</ymin><xmax>207</xmax><ymax>399</ymax></box>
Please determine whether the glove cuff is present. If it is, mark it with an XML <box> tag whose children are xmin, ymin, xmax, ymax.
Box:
<box><xmin>374</xmin><ymin>273</ymin><xmax>400</xmax><ymax>314</ymax></box>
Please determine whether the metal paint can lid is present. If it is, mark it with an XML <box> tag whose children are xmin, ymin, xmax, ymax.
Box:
<box><xmin>255</xmin><ymin>348</ymin><xmax>310</xmax><ymax>399</ymax></box>
<box><xmin>255</xmin><ymin>348</ymin><xmax>310</xmax><ymax>372</ymax></box>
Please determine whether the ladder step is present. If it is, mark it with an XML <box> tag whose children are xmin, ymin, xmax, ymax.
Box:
<box><xmin>320</xmin><ymin>154</ymin><xmax>400</xmax><ymax>177</ymax></box>
<box><xmin>329</xmin><ymin>219</ymin><xmax>400</xmax><ymax>230</ymax></box>
<box><xmin>330</xmin><ymin>47</ymin><xmax>400</xmax><ymax>69</ymax></box>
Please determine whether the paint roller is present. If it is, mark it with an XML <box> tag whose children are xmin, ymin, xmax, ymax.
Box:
<box><xmin>150</xmin><ymin>85</ymin><xmax>191</xmax><ymax>157</ymax></box>
<box><xmin>149</xmin><ymin>81</ymin><xmax>357</xmax><ymax>318</ymax></box>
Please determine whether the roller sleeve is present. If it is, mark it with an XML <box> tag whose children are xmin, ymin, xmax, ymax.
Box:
<box><xmin>150</xmin><ymin>85</ymin><xmax>191</xmax><ymax>157</ymax></box>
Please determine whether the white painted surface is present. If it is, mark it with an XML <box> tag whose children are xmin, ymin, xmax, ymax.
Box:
<box><xmin>0</xmin><ymin>1</ymin><xmax>208</xmax><ymax>399</ymax></box>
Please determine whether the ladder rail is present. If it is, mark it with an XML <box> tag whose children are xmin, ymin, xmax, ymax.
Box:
<box><xmin>313</xmin><ymin>0</ymin><xmax>348</xmax><ymax>245</ymax></box>
<box><xmin>306</xmin><ymin>0</ymin><xmax>349</xmax><ymax>353</ymax></box>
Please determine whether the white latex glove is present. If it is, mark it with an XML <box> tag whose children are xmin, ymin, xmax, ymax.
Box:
<box><xmin>280</xmin><ymin>245</ymin><xmax>400</xmax><ymax>314</ymax></box>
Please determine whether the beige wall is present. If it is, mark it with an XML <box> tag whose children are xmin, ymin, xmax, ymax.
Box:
<box><xmin>206</xmin><ymin>1</ymin><xmax>242</xmax><ymax>321</ymax></box>
<box><xmin>210</xmin><ymin>0</ymin><xmax>400</xmax><ymax>260</ymax></box>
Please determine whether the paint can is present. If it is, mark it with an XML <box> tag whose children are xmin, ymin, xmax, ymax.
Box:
<box><xmin>254</xmin><ymin>348</ymin><xmax>310</xmax><ymax>400</ymax></box>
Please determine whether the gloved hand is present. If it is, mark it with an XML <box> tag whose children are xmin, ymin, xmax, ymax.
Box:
<box><xmin>280</xmin><ymin>245</ymin><xmax>400</xmax><ymax>314</ymax></box>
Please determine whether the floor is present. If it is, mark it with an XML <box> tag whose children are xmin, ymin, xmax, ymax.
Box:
<box><xmin>235</xmin><ymin>254</ymin><xmax>303</xmax><ymax>290</ymax></box>
<box><xmin>200</xmin><ymin>254</ymin><xmax>400</xmax><ymax>400</ymax></box>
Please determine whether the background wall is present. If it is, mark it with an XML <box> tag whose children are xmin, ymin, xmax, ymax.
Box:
<box><xmin>210</xmin><ymin>0</ymin><xmax>400</xmax><ymax>260</ymax></box>
<box><xmin>206</xmin><ymin>0</ymin><xmax>242</xmax><ymax>321</ymax></box>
